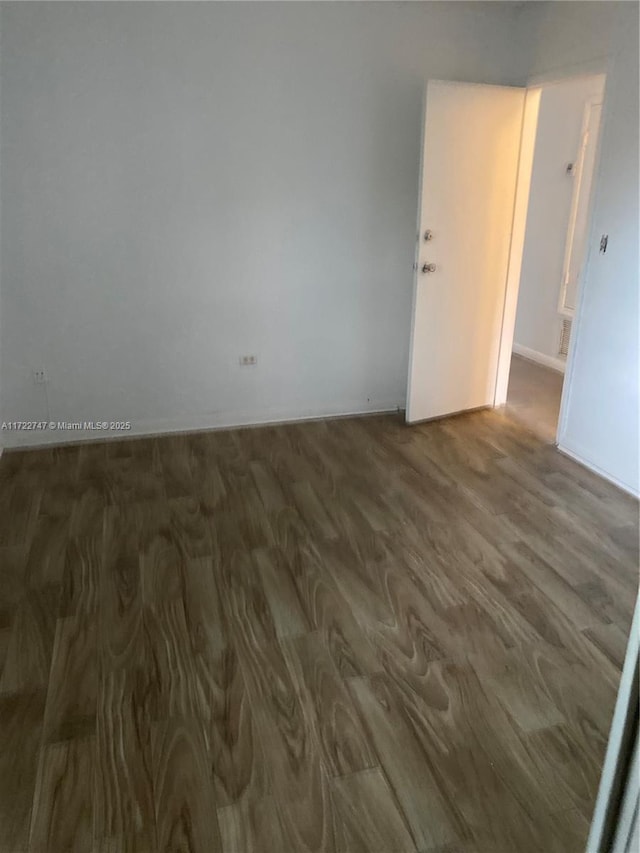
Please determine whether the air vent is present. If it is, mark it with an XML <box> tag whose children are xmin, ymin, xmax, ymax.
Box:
<box><xmin>559</xmin><ymin>317</ymin><xmax>572</xmax><ymax>359</ymax></box>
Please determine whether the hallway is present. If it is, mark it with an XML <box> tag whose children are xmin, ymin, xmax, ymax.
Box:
<box><xmin>506</xmin><ymin>354</ymin><xmax>564</xmax><ymax>443</ymax></box>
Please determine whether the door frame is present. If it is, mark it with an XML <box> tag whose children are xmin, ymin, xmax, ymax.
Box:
<box><xmin>495</xmin><ymin>62</ymin><xmax>609</xmax><ymax>451</ymax></box>
<box><xmin>405</xmin><ymin>86</ymin><xmax>428</xmax><ymax>424</ymax></box>
<box><xmin>557</xmin><ymin>92</ymin><xmax>604</xmax><ymax>318</ymax></box>
<box><xmin>587</xmin><ymin>595</ymin><xmax>639</xmax><ymax>852</ymax></box>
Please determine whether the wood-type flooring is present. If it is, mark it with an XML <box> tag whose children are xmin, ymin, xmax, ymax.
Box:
<box><xmin>0</xmin><ymin>408</ymin><xmax>637</xmax><ymax>852</ymax></box>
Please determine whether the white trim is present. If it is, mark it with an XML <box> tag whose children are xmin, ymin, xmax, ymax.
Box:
<box><xmin>494</xmin><ymin>87</ymin><xmax>541</xmax><ymax>406</ymax></box>
<box><xmin>495</xmin><ymin>65</ymin><xmax>611</xmax><ymax>450</ymax></box>
<box><xmin>556</xmin><ymin>66</ymin><xmax>612</xmax><ymax>449</ymax></box>
<box><xmin>587</xmin><ymin>596</ymin><xmax>640</xmax><ymax>852</ymax></box>
<box><xmin>557</xmin><ymin>441</ymin><xmax>640</xmax><ymax>498</ymax></box>
<box><xmin>0</xmin><ymin>401</ymin><xmax>401</xmax><ymax>451</ymax></box>
<box><xmin>512</xmin><ymin>343</ymin><xmax>566</xmax><ymax>374</ymax></box>
<box><xmin>611</xmin><ymin>732</ymin><xmax>639</xmax><ymax>853</ymax></box>
<box><xmin>558</xmin><ymin>92</ymin><xmax>604</xmax><ymax>316</ymax></box>
<box><xmin>405</xmin><ymin>84</ymin><xmax>428</xmax><ymax>424</ymax></box>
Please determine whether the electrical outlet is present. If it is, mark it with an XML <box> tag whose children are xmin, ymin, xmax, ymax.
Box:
<box><xmin>239</xmin><ymin>355</ymin><xmax>257</xmax><ymax>366</ymax></box>
<box><xmin>33</xmin><ymin>368</ymin><xmax>48</xmax><ymax>385</ymax></box>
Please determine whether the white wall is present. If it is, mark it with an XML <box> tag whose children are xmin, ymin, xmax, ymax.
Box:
<box><xmin>513</xmin><ymin>74</ymin><xmax>604</xmax><ymax>368</ymax></box>
<box><xmin>520</xmin><ymin>1</ymin><xmax>639</xmax><ymax>495</ymax></box>
<box><xmin>0</xmin><ymin>1</ymin><xmax>521</xmax><ymax>447</ymax></box>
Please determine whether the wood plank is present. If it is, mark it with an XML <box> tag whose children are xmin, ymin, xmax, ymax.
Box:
<box><xmin>137</xmin><ymin>501</ymin><xmax>187</xmax><ymax>604</ymax></box>
<box><xmin>0</xmin><ymin>547</ymin><xmax>27</xmax><ymax>677</ymax></box>
<box><xmin>109</xmin><ymin>461</ymin><xmax>165</xmax><ymax>506</ymax></box>
<box><xmin>29</xmin><ymin>736</ymin><xmax>95</xmax><ymax>853</ymax></box>
<box><xmin>253</xmin><ymin>701</ymin><xmax>336</xmax><ymax>853</ymax></box>
<box><xmin>43</xmin><ymin>611</ymin><xmax>98</xmax><ymax>743</ymax></box>
<box><xmin>497</xmin><ymin>539</ymin><xmax>608</xmax><ymax>631</ymax></box>
<box><xmin>167</xmin><ymin>495</ymin><xmax>213</xmax><ymax>559</ymax></box>
<box><xmin>69</xmin><ymin>481</ymin><xmax>107</xmax><ymax>540</ymax></box>
<box><xmin>152</xmin><ymin>715</ymin><xmax>223</xmax><ymax>853</ymax></box>
<box><xmin>519</xmin><ymin>723</ymin><xmax>603</xmax><ymax>819</ymax></box>
<box><xmin>59</xmin><ymin>535</ymin><xmax>101</xmax><ymax>619</ymax></box>
<box><xmin>216</xmin><ymin>548</ymin><xmax>336</xmax><ymax>850</ymax></box>
<box><xmin>0</xmin><ymin>689</ymin><xmax>46</xmax><ymax>853</ymax></box>
<box><xmin>349</xmin><ymin>674</ymin><xmax>461</xmax><ymax>850</ymax></box>
<box><xmin>285</xmin><ymin>540</ymin><xmax>380</xmax><ymax>678</ymax></box>
<box><xmin>0</xmin><ymin>585</ymin><xmax>58</xmax><ymax>694</ymax></box>
<box><xmin>250</xmin><ymin>460</ymin><xmax>287</xmax><ymax>512</ymax></box>
<box><xmin>100</xmin><ymin>505</ymin><xmax>144</xmax><ymax>672</ymax></box>
<box><xmin>214</xmin><ymin>471</ymin><xmax>275</xmax><ymax>555</ymax></box>
<box><xmin>0</xmin><ymin>473</ymin><xmax>42</xmax><ymax>546</ymax></box>
<box><xmin>94</xmin><ymin>667</ymin><xmax>156</xmax><ymax>853</ymax></box>
<box><xmin>283</xmin><ymin>631</ymin><xmax>377</xmax><ymax>777</ymax></box>
<box><xmin>387</xmin><ymin>653</ymin><xmax>608</xmax><ymax>836</ymax></box>
<box><xmin>23</xmin><ymin>515</ymin><xmax>70</xmax><ymax>589</ymax></box>
<box><xmin>472</xmin><ymin>646</ymin><xmax>565</xmax><ymax>733</ymax></box>
<box><xmin>320</xmin><ymin>540</ymin><xmax>456</xmax><ymax>674</ymax></box>
<box><xmin>253</xmin><ymin>546</ymin><xmax>309</xmax><ymax>640</ymax></box>
<box><xmin>38</xmin><ymin>472</ymin><xmax>81</xmax><ymax>521</ymax></box>
<box><xmin>582</xmin><ymin>621</ymin><xmax>630</xmax><ymax>670</ymax></box>
<box><xmin>292</xmin><ymin>481</ymin><xmax>339</xmax><ymax>540</ymax></box>
<box><xmin>158</xmin><ymin>434</ymin><xmax>194</xmax><ymax>499</ymax></box>
<box><xmin>546</xmin><ymin>808</ymin><xmax>592</xmax><ymax>853</ymax></box>
<box><xmin>217</xmin><ymin>796</ymin><xmax>286</xmax><ymax>853</ymax></box>
<box><xmin>207</xmin><ymin>646</ymin><xmax>270</xmax><ymax>808</ymax></box>
<box><xmin>330</xmin><ymin>768</ymin><xmax>417</xmax><ymax>853</ymax></box>
<box><xmin>247</xmin><ymin>455</ymin><xmax>310</xmax><ymax>553</ymax></box>
<box><xmin>182</xmin><ymin>556</ymin><xmax>226</xmax><ymax>659</ymax></box>
<box><xmin>141</xmin><ymin>598</ymin><xmax>209</xmax><ymax>722</ymax></box>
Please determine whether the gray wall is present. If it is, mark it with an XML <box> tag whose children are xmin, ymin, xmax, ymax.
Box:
<box><xmin>0</xmin><ymin>1</ymin><xmax>521</xmax><ymax>442</ymax></box>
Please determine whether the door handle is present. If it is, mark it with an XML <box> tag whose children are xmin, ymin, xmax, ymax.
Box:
<box><xmin>421</xmin><ymin>263</ymin><xmax>436</xmax><ymax>273</ymax></box>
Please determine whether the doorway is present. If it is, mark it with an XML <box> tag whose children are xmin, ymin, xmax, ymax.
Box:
<box><xmin>406</xmin><ymin>73</ymin><xmax>606</xmax><ymax>443</ymax></box>
<box><xmin>505</xmin><ymin>74</ymin><xmax>606</xmax><ymax>442</ymax></box>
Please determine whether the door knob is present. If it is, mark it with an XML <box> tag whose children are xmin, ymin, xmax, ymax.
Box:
<box><xmin>421</xmin><ymin>263</ymin><xmax>436</xmax><ymax>273</ymax></box>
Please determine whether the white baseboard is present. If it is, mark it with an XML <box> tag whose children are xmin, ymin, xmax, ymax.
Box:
<box><xmin>557</xmin><ymin>440</ymin><xmax>639</xmax><ymax>498</ymax></box>
<box><xmin>513</xmin><ymin>343</ymin><xmax>566</xmax><ymax>374</ymax></box>
<box><xmin>0</xmin><ymin>400</ymin><xmax>402</xmax><ymax>450</ymax></box>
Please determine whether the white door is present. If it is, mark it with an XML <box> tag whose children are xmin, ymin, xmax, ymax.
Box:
<box><xmin>406</xmin><ymin>81</ymin><xmax>526</xmax><ymax>423</ymax></box>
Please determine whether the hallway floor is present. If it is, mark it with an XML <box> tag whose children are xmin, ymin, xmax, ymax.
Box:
<box><xmin>506</xmin><ymin>354</ymin><xmax>564</xmax><ymax>443</ymax></box>
<box><xmin>0</xmin><ymin>410</ymin><xmax>637</xmax><ymax>852</ymax></box>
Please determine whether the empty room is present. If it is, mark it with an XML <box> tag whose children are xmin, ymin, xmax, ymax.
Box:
<box><xmin>0</xmin><ymin>2</ymin><xmax>638</xmax><ymax>852</ymax></box>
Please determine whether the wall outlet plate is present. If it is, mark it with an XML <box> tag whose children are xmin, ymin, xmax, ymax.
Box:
<box><xmin>33</xmin><ymin>368</ymin><xmax>48</xmax><ymax>384</ymax></box>
<box><xmin>239</xmin><ymin>355</ymin><xmax>257</xmax><ymax>366</ymax></box>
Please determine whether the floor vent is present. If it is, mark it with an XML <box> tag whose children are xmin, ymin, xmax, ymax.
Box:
<box><xmin>559</xmin><ymin>318</ymin><xmax>572</xmax><ymax>359</ymax></box>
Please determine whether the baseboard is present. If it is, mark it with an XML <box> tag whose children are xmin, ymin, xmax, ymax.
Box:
<box><xmin>513</xmin><ymin>343</ymin><xmax>566</xmax><ymax>374</ymax></box>
<box><xmin>557</xmin><ymin>440</ymin><xmax>639</xmax><ymax>498</ymax></box>
<box><xmin>0</xmin><ymin>400</ymin><xmax>402</xmax><ymax>450</ymax></box>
